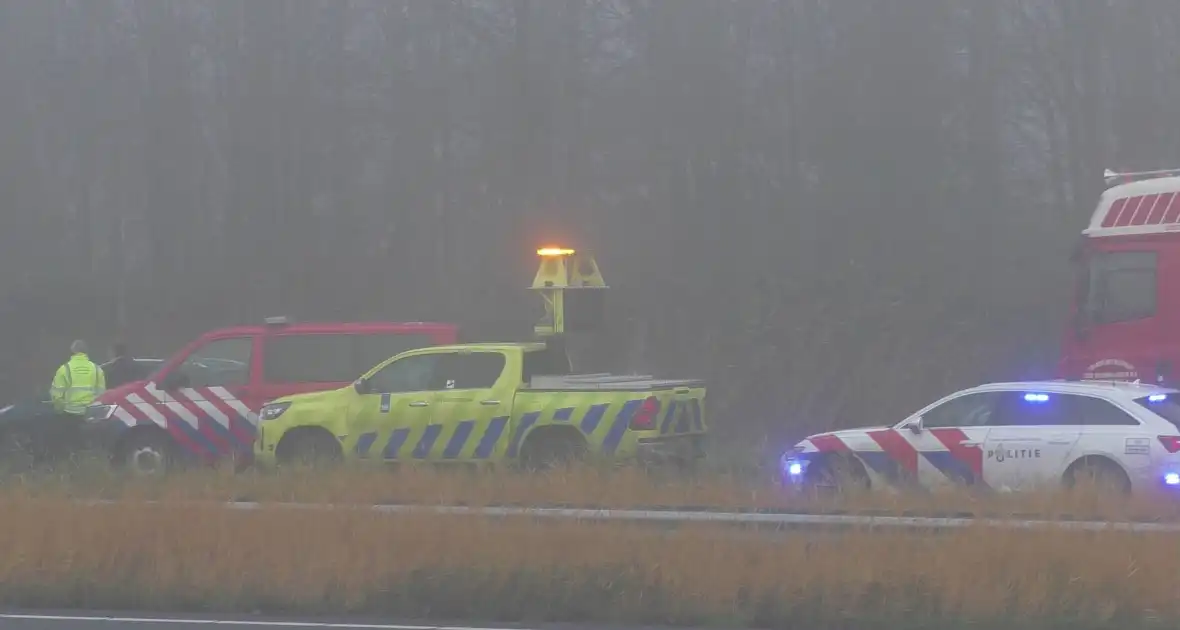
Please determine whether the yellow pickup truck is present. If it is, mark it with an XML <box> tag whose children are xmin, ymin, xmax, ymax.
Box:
<box><xmin>253</xmin><ymin>341</ymin><xmax>707</xmax><ymax>470</ymax></box>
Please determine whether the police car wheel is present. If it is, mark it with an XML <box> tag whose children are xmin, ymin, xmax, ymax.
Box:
<box><xmin>1064</xmin><ymin>457</ymin><xmax>1131</xmax><ymax>496</ymax></box>
<box><xmin>805</xmin><ymin>455</ymin><xmax>870</xmax><ymax>496</ymax></box>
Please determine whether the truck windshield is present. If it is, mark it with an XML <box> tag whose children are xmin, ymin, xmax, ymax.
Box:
<box><xmin>1134</xmin><ymin>395</ymin><xmax>1180</xmax><ymax>430</ymax></box>
<box><xmin>1080</xmin><ymin>250</ymin><xmax>1157</xmax><ymax>325</ymax></box>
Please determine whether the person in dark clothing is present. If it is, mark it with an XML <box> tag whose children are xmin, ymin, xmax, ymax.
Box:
<box><xmin>103</xmin><ymin>341</ymin><xmax>137</xmax><ymax>389</ymax></box>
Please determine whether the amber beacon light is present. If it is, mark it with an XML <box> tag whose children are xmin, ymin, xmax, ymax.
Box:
<box><xmin>537</xmin><ymin>247</ymin><xmax>576</xmax><ymax>257</ymax></box>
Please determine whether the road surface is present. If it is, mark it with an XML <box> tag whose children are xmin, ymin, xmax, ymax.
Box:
<box><xmin>0</xmin><ymin>612</ymin><xmax>713</xmax><ymax>630</ymax></box>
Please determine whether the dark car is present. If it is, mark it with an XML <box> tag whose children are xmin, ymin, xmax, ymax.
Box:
<box><xmin>100</xmin><ymin>357</ymin><xmax>164</xmax><ymax>389</ymax></box>
<box><xmin>0</xmin><ymin>357</ymin><xmax>162</xmax><ymax>471</ymax></box>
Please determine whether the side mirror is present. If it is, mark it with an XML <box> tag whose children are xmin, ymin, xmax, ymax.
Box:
<box><xmin>353</xmin><ymin>378</ymin><xmax>371</xmax><ymax>395</ymax></box>
<box><xmin>159</xmin><ymin>370</ymin><xmax>189</xmax><ymax>390</ymax></box>
<box><xmin>902</xmin><ymin>418</ymin><xmax>923</xmax><ymax>434</ymax></box>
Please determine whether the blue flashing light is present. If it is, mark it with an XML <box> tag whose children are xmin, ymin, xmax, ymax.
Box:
<box><xmin>788</xmin><ymin>462</ymin><xmax>803</xmax><ymax>476</ymax></box>
<box><xmin>1149</xmin><ymin>394</ymin><xmax>1169</xmax><ymax>403</ymax></box>
<box><xmin>1165</xmin><ymin>472</ymin><xmax>1180</xmax><ymax>486</ymax></box>
<box><xmin>1024</xmin><ymin>393</ymin><xmax>1050</xmax><ymax>403</ymax></box>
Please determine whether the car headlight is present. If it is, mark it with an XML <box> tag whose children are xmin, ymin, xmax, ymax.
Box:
<box><xmin>85</xmin><ymin>404</ymin><xmax>117</xmax><ymax>422</ymax></box>
<box><xmin>259</xmin><ymin>401</ymin><xmax>291</xmax><ymax>422</ymax></box>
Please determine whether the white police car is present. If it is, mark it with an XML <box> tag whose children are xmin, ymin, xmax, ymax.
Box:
<box><xmin>781</xmin><ymin>380</ymin><xmax>1180</xmax><ymax>495</ymax></box>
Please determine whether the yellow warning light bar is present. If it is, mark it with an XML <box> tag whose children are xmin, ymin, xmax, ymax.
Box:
<box><xmin>537</xmin><ymin>247</ymin><xmax>576</xmax><ymax>257</ymax></box>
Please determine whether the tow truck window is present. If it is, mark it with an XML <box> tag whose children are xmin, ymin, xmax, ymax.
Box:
<box><xmin>367</xmin><ymin>354</ymin><xmax>441</xmax><ymax>393</ymax></box>
<box><xmin>174</xmin><ymin>337</ymin><xmax>253</xmax><ymax>388</ymax></box>
<box><xmin>434</xmin><ymin>352</ymin><xmax>506</xmax><ymax>390</ymax></box>
<box><xmin>264</xmin><ymin>333</ymin><xmax>436</xmax><ymax>384</ymax></box>
<box><xmin>920</xmin><ymin>392</ymin><xmax>1002</xmax><ymax>428</ymax></box>
<box><xmin>1134</xmin><ymin>395</ymin><xmax>1180</xmax><ymax>430</ymax></box>
<box><xmin>1084</xmin><ymin>251</ymin><xmax>1157</xmax><ymax>324</ymax></box>
<box><xmin>354</xmin><ymin>334</ymin><xmax>436</xmax><ymax>372</ymax></box>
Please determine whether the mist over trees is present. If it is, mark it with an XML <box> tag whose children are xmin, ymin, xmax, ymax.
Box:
<box><xmin>2</xmin><ymin>0</ymin><xmax>1179</xmax><ymax>450</ymax></box>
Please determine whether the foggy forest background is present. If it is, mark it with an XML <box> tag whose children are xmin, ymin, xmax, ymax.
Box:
<box><xmin>2</xmin><ymin>0</ymin><xmax>1177</xmax><ymax>456</ymax></box>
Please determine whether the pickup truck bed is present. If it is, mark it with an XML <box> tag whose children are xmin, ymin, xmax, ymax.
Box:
<box><xmin>528</xmin><ymin>373</ymin><xmax>705</xmax><ymax>391</ymax></box>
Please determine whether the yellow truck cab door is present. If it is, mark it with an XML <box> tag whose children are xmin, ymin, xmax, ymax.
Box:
<box><xmin>349</xmin><ymin>351</ymin><xmax>445</xmax><ymax>461</ymax></box>
<box><xmin>426</xmin><ymin>350</ymin><xmax>516</xmax><ymax>462</ymax></box>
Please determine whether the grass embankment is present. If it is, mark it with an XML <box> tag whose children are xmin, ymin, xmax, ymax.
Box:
<box><xmin>2</xmin><ymin>466</ymin><xmax>1180</xmax><ymax>627</ymax></box>
<box><xmin>20</xmin><ymin>460</ymin><xmax>1180</xmax><ymax>523</ymax></box>
<box><xmin>0</xmin><ymin>489</ymin><xmax>1176</xmax><ymax>629</ymax></box>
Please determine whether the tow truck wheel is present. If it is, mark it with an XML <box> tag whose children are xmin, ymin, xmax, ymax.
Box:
<box><xmin>275</xmin><ymin>428</ymin><xmax>342</xmax><ymax>469</ymax></box>
<box><xmin>518</xmin><ymin>428</ymin><xmax>587</xmax><ymax>472</ymax></box>
<box><xmin>115</xmin><ymin>429</ymin><xmax>176</xmax><ymax>477</ymax></box>
<box><xmin>1063</xmin><ymin>456</ymin><xmax>1131</xmax><ymax>496</ymax></box>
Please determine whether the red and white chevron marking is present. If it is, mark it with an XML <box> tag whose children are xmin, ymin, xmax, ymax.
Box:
<box><xmin>111</xmin><ymin>385</ymin><xmax>256</xmax><ymax>428</ymax></box>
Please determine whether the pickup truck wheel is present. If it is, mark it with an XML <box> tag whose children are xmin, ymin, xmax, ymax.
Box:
<box><xmin>519</xmin><ymin>430</ymin><xmax>587</xmax><ymax>472</ymax></box>
<box><xmin>276</xmin><ymin>430</ymin><xmax>342</xmax><ymax>469</ymax></box>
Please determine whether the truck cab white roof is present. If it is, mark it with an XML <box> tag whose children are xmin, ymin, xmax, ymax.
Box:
<box><xmin>1085</xmin><ymin>173</ymin><xmax>1180</xmax><ymax>238</ymax></box>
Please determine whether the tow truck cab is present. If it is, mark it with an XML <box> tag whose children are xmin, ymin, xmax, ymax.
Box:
<box><xmin>86</xmin><ymin>319</ymin><xmax>458</xmax><ymax>470</ymax></box>
<box><xmin>1059</xmin><ymin>168</ymin><xmax>1180</xmax><ymax>386</ymax></box>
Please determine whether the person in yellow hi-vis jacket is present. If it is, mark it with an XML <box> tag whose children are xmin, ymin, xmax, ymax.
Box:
<box><xmin>20</xmin><ymin>339</ymin><xmax>109</xmax><ymax>465</ymax></box>
<box><xmin>51</xmin><ymin>340</ymin><xmax>106</xmax><ymax>415</ymax></box>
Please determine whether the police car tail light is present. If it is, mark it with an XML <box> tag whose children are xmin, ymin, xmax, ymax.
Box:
<box><xmin>1158</xmin><ymin>436</ymin><xmax>1180</xmax><ymax>453</ymax></box>
<box><xmin>629</xmin><ymin>396</ymin><xmax>661</xmax><ymax>431</ymax></box>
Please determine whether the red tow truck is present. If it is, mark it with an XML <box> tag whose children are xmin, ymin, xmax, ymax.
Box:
<box><xmin>1058</xmin><ymin>167</ymin><xmax>1180</xmax><ymax>386</ymax></box>
<box><xmin>84</xmin><ymin>319</ymin><xmax>458</xmax><ymax>474</ymax></box>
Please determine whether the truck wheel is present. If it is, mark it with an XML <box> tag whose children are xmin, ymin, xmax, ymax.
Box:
<box><xmin>116</xmin><ymin>430</ymin><xmax>177</xmax><ymax>477</ymax></box>
<box><xmin>276</xmin><ymin>429</ymin><xmax>342</xmax><ymax>469</ymax></box>
<box><xmin>519</xmin><ymin>430</ymin><xmax>587</xmax><ymax>472</ymax></box>
<box><xmin>1064</xmin><ymin>457</ymin><xmax>1131</xmax><ymax>496</ymax></box>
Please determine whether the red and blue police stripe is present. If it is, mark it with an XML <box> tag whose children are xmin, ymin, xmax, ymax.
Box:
<box><xmin>802</xmin><ymin>428</ymin><xmax>987</xmax><ymax>488</ymax></box>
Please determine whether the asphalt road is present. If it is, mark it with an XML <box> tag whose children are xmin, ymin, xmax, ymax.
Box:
<box><xmin>0</xmin><ymin>612</ymin><xmax>701</xmax><ymax>630</ymax></box>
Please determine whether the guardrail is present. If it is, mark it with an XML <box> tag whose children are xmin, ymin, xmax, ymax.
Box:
<box><xmin>78</xmin><ymin>500</ymin><xmax>1180</xmax><ymax>533</ymax></box>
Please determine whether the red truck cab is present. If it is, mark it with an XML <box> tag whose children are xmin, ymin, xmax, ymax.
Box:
<box><xmin>85</xmin><ymin>318</ymin><xmax>458</xmax><ymax>473</ymax></box>
<box><xmin>1059</xmin><ymin>168</ymin><xmax>1180</xmax><ymax>385</ymax></box>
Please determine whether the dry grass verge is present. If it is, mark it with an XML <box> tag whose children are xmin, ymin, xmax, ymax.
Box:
<box><xmin>17</xmin><ymin>460</ymin><xmax>1180</xmax><ymax>524</ymax></box>
<box><xmin>0</xmin><ymin>490</ymin><xmax>1177</xmax><ymax>628</ymax></box>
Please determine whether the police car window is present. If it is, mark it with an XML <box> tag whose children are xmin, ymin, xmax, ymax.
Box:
<box><xmin>1070</xmin><ymin>395</ymin><xmax>1140</xmax><ymax>426</ymax></box>
<box><xmin>920</xmin><ymin>392</ymin><xmax>1001</xmax><ymax>428</ymax></box>
<box><xmin>990</xmin><ymin>392</ymin><xmax>1078</xmax><ymax>426</ymax></box>
<box><xmin>367</xmin><ymin>354</ymin><xmax>441</xmax><ymax>393</ymax></box>
<box><xmin>1133</xmin><ymin>395</ymin><xmax>1180</xmax><ymax>430</ymax></box>
<box><xmin>435</xmin><ymin>353</ymin><xmax>507</xmax><ymax>390</ymax></box>
<box><xmin>1085</xmin><ymin>251</ymin><xmax>1156</xmax><ymax>324</ymax></box>
<box><xmin>178</xmin><ymin>337</ymin><xmax>252</xmax><ymax>388</ymax></box>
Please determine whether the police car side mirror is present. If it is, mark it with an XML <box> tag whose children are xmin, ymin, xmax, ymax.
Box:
<box><xmin>902</xmin><ymin>418</ymin><xmax>923</xmax><ymax>434</ymax></box>
<box><xmin>353</xmin><ymin>378</ymin><xmax>371</xmax><ymax>395</ymax></box>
